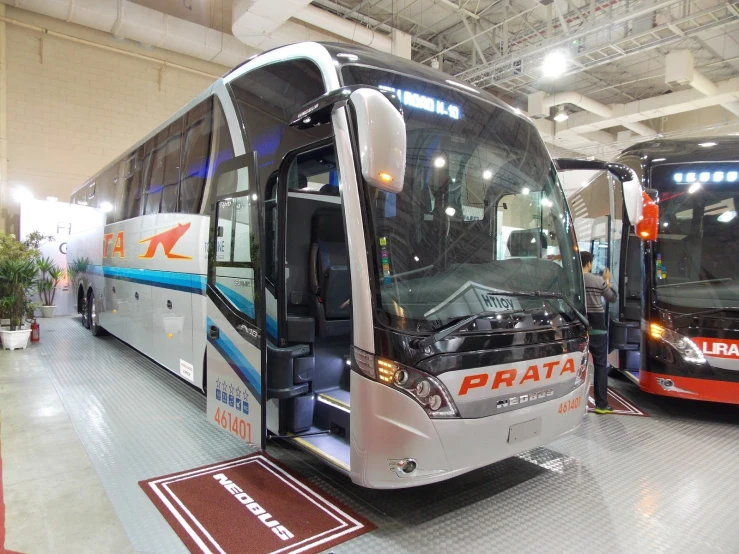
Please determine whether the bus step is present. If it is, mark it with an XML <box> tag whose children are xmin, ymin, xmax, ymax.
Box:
<box><xmin>289</xmin><ymin>426</ymin><xmax>350</xmax><ymax>475</ymax></box>
<box><xmin>315</xmin><ymin>388</ymin><xmax>350</xmax><ymax>434</ymax></box>
<box><xmin>623</xmin><ymin>369</ymin><xmax>640</xmax><ymax>385</ymax></box>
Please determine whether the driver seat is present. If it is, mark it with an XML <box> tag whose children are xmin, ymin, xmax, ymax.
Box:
<box><xmin>309</xmin><ymin>209</ymin><xmax>351</xmax><ymax>337</ymax></box>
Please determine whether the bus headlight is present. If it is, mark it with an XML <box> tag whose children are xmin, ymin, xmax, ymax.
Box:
<box><xmin>575</xmin><ymin>338</ymin><xmax>589</xmax><ymax>387</ymax></box>
<box><xmin>353</xmin><ymin>348</ymin><xmax>460</xmax><ymax>418</ymax></box>
<box><xmin>647</xmin><ymin>323</ymin><xmax>707</xmax><ymax>364</ymax></box>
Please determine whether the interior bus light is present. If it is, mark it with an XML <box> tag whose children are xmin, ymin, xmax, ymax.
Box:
<box><xmin>674</xmin><ymin>173</ymin><xmax>683</xmax><ymax>183</ymax></box>
<box><xmin>699</xmin><ymin>172</ymin><xmax>710</xmax><ymax>182</ymax></box>
<box><xmin>379</xmin><ymin>172</ymin><xmax>393</xmax><ymax>182</ymax></box>
<box><xmin>713</xmin><ymin>172</ymin><xmax>724</xmax><ymax>182</ymax></box>
<box><xmin>686</xmin><ymin>173</ymin><xmax>696</xmax><ymax>182</ymax></box>
<box><xmin>688</xmin><ymin>183</ymin><xmax>701</xmax><ymax>194</ymax></box>
<box><xmin>718</xmin><ymin>211</ymin><xmax>737</xmax><ymax>223</ymax></box>
<box><xmin>445</xmin><ymin>206</ymin><xmax>456</xmax><ymax>216</ymax></box>
<box><xmin>728</xmin><ymin>171</ymin><xmax>738</xmax><ymax>182</ymax></box>
<box><xmin>433</xmin><ymin>156</ymin><xmax>446</xmax><ymax>168</ymax></box>
<box><xmin>483</xmin><ymin>169</ymin><xmax>493</xmax><ymax>180</ymax></box>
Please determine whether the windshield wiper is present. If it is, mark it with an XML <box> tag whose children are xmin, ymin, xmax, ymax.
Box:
<box><xmin>415</xmin><ymin>291</ymin><xmax>588</xmax><ymax>349</ymax></box>
<box><xmin>415</xmin><ymin>310</ymin><xmax>520</xmax><ymax>349</ymax></box>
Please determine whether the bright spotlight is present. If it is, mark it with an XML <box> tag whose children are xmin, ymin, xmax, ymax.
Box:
<box><xmin>433</xmin><ymin>156</ymin><xmax>446</xmax><ymax>169</ymax></box>
<box><xmin>542</xmin><ymin>51</ymin><xmax>567</xmax><ymax>78</ymax></box>
<box><xmin>522</xmin><ymin>187</ymin><xmax>530</xmax><ymax>195</ymax></box>
<box><xmin>718</xmin><ymin>211</ymin><xmax>737</xmax><ymax>223</ymax></box>
<box><xmin>12</xmin><ymin>187</ymin><xmax>32</xmax><ymax>203</ymax></box>
<box><xmin>445</xmin><ymin>206</ymin><xmax>456</xmax><ymax>216</ymax></box>
<box><xmin>483</xmin><ymin>169</ymin><xmax>493</xmax><ymax>180</ymax></box>
<box><xmin>553</xmin><ymin>106</ymin><xmax>569</xmax><ymax>122</ymax></box>
<box><xmin>688</xmin><ymin>183</ymin><xmax>701</xmax><ymax>194</ymax></box>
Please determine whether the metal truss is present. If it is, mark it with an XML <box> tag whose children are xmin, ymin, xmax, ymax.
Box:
<box><xmin>455</xmin><ymin>0</ymin><xmax>739</xmax><ymax>91</ymax></box>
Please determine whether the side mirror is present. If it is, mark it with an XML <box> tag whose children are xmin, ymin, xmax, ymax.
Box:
<box><xmin>636</xmin><ymin>191</ymin><xmax>659</xmax><ymax>241</ymax></box>
<box><xmin>348</xmin><ymin>88</ymin><xmax>406</xmax><ymax>193</ymax></box>
<box><xmin>290</xmin><ymin>86</ymin><xmax>407</xmax><ymax>194</ymax></box>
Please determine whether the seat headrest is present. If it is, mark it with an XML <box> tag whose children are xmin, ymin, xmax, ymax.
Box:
<box><xmin>507</xmin><ymin>229</ymin><xmax>548</xmax><ymax>257</ymax></box>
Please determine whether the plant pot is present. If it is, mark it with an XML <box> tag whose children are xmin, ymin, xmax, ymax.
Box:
<box><xmin>40</xmin><ymin>305</ymin><xmax>57</xmax><ymax>318</ymax></box>
<box><xmin>0</xmin><ymin>328</ymin><xmax>32</xmax><ymax>350</ymax></box>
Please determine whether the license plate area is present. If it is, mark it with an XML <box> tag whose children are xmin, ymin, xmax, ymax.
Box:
<box><xmin>508</xmin><ymin>417</ymin><xmax>542</xmax><ymax>443</ymax></box>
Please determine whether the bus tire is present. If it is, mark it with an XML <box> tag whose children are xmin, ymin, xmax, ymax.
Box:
<box><xmin>87</xmin><ymin>290</ymin><xmax>104</xmax><ymax>337</ymax></box>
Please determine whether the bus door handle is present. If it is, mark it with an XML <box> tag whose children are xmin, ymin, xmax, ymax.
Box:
<box><xmin>209</xmin><ymin>325</ymin><xmax>219</xmax><ymax>339</ymax></box>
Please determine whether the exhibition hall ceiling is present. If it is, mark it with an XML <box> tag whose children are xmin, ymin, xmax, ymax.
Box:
<box><xmin>41</xmin><ymin>0</ymin><xmax>739</xmax><ymax>156</ymax></box>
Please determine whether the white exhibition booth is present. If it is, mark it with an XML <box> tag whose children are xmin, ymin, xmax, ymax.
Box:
<box><xmin>19</xmin><ymin>200</ymin><xmax>105</xmax><ymax>317</ymax></box>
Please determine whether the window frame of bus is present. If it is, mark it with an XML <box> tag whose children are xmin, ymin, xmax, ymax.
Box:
<box><xmin>207</xmin><ymin>151</ymin><xmax>263</xmax><ymax>331</ymax></box>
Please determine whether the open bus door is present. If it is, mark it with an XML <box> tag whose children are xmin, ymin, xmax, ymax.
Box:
<box><xmin>205</xmin><ymin>152</ymin><xmax>266</xmax><ymax>450</ymax></box>
<box><xmin>556</xmin><ymin>158</ymin><xmax>656</xmax><ymax>364</ymax></box>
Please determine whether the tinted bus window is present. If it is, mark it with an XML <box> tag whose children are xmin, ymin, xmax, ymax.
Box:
<box><xmin>180</xmin><ymin>98</ymin><xmax>213</xmax><ymax>214</ymax></box>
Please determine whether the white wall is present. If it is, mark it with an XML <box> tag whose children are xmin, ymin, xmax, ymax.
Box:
<box><xmin>4</xmin><ymin>7</ymin><xmax>228</xmax><ymax>231</ymax></box>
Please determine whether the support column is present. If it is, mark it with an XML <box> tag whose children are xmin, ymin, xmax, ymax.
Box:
<box><xmin>0</xmin><ymin>4</ymin><xmax>8</xmax><ymax>233</ymax></box>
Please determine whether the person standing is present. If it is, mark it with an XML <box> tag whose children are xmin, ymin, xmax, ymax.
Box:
<box><xmin>581</xmin><ymin>251</ymin><xmax>618</xmax><ymax>414</ymax></box>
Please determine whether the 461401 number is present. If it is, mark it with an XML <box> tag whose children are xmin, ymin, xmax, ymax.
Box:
<box><xmin>214</xmin><ymin>407</ymin><xmax>252</xmax><ymax>443</ymax></box>
<box><xmin>558</xmin><ymin>397</ymin><xmax>582</xmax><ymax>414</ymax></box>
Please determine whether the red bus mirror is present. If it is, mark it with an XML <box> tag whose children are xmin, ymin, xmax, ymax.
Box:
<box><xmin>636</xmin><ymin>191</ymin><xmax>659</xmax><ymax>241</ymax></box>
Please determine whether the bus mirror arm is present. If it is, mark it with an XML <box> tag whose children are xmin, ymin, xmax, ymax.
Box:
<box><xmin>554</xmin><ymin>158</ymin><xmax>634</xmax><ymax>183</ymax></box>
<box><xmin>289</xmin><ymin>85</ymin><xmax>403</xmax><ymax>130</ymax></box>
<box><xmin>291</xmin><ymin>86</ymin><xmax>407</xmax><ymax>194</ymax></box>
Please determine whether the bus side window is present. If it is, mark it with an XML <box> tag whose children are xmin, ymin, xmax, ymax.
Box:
<box><xmin>179</xmin><ymin>98</ymin><xmax>213</xmax><ymax>214</ymax></box>
<box><xmin>144</xmin><ymin>121</ymin><xmax>183</xmax><ymax>215</ymax></box>
<box><xmin>126</xmin><ymin>145</ymin><xmax>146</xmax><ymax>219</ymax></box>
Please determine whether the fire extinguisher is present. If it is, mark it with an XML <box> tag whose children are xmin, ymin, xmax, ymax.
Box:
<box><xmin>31</xmin><ymin>319</ymin><xmax>40</xmax><ymax>343</ymax></box>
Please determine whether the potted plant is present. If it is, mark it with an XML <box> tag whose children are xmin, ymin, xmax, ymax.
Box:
<box><xmin>36</xmin><ymin>256</ymin><xmax>63</xmax><ymax>318</ymax></box>
<box><xmin>0</xmin><ymin>258</ymin><xmax>37</xmax><ymax>349</ymax></box>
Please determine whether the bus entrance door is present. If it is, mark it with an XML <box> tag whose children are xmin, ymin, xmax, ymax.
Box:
<box><xmin>205</xmin><ymin>153</ymin><xmax>265</xmax><ymax>449</ymax></box>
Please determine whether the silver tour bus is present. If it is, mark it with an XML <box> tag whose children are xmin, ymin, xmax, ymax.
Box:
<box><xmin>67</xmin><ymin>42</ymin><xmax>590</xmax><ymax>489</ymax></box>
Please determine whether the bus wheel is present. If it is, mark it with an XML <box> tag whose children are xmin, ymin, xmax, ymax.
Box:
<box><xmin>87</xmin><ymin>291</ymin><xmax>103</xmax><ymax>336</ymax></box>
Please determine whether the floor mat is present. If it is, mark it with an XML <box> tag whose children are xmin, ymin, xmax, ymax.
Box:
<box><xmin>587</xmin><ymin>386</ymin><xmax>649</xmax><ymax>417</ymax></box>
<box><xmin>140</xmin><ymin>453</ymin><xmax>376</xmax><ymax>554</ymax></box>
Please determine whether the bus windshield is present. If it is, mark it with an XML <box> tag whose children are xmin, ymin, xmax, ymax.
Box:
<box><xmin>652</xmin><ymin>163</ymin><xmax>739</xmax><ymax>312</ymax></box>
<box><xmin>342</xmin><ymin>66</ymin><xmax>584</xmax><ymax>332</ymax></box>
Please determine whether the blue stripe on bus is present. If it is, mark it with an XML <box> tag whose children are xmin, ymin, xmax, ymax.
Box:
<box><xmin>207</xmin><ymin>316</ymin><xmax>262</xmax><ymax>397</ymax></box>
<box><xmin>215</xmin><ymin>283</ymin><xmax>277</xmax><ymax>339</ymax></box>
<box><xmin>88</xmin><ymin>265</ymin><xmax>277</xmax><ymax>338</ymax></box>
<box><xmin>88</xmin><ymin>265</ymin><xmax>206</xmax><ymax>295</ymax></box>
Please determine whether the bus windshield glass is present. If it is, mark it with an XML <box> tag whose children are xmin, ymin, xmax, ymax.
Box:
<box><xmin>652</xmin><ymin>163</ymin><xmax>739</xmax><ymax>311</ymax></box>
<box><xmin>342</xmin><ymin>66</ymin><xmax>584</xmax><ymax>332</ymax></box>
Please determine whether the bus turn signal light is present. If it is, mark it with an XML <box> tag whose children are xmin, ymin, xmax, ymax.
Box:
<box><xmin>649</xmin><ymin>323</ymin><xmax>665</xmax><ymax>340</ymax></box>
<box><xmin>636</xmin><ymin>191</ymin><xmax>659</xmax><ymax>241</ymax></box>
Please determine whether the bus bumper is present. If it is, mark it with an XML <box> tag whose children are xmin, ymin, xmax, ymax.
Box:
<box><xmin>349</xmin><ymin>371</ymin><xmax>588</xmax><ymax>489</ymax></box>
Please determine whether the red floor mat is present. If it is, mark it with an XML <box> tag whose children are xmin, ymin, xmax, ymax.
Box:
<box><xmin>140</xmin><ymin>453</ymin><xmax>375</xmax><ymax>554</ymax></box>
<box><xmin>587</xmin><ymin>386</ymin><xmax>649</xmax><ymax>417</ymax></box>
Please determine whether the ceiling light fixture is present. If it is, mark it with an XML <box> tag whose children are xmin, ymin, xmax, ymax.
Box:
<box><xmin>553</xmin><ymin>106</ymin><xmax>569</xmax><ymax>122</ymax></box>
<box><xmin>542</xmin><ymin>51</ymin><xmax>567</xmax><ymax>78</ymax></box>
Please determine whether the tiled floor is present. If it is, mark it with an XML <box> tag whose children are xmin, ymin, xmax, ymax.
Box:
<box><xmin>2</xmin><ymin>316</ymin><xmax>739</xmax><ymax>554</ymax></box>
